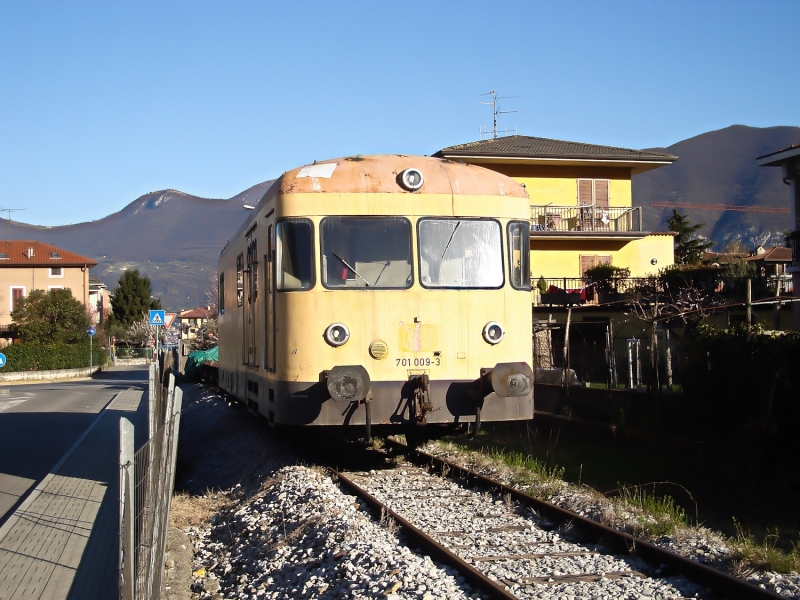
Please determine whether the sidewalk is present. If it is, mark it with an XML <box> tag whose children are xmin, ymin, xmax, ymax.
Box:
<box><xmin>0</xmin><ymin>387</ymin><xmax>147</xmax><ymax>600</ymax></box>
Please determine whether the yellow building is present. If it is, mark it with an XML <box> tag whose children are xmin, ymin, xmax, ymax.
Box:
<box><xmin>434</xmin><ymin>136</ymin><xmax>677</xmax><ymax>299</ymax></box>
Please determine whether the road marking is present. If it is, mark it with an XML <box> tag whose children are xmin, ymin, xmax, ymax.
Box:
<box><xmin>0</xmin><ymin>399</ymin><xmax>31</xmax><ymax>413</ymax></box>
<box><xmin>0</xmin><ymin>393</ymin><xmax>34</xmax><ymax>413</ymax></box>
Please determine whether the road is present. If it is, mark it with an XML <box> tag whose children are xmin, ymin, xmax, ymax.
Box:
<box><xmin>0</xmin><ymin>365</ymin><xmax>148</xmax><ymax>526</ymax></box>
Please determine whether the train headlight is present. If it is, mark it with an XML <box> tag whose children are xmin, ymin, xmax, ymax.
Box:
<box><xmin>399</xmin><ymin>168</ymin><xmax>424</xmax><ymax>191</ymax></box>
<box><xmin>326</xmin><ymin>365</ymin><xmax>371</xmax><ymax>402</ymax></box>
<box><xmin>324</xmin><ymin>323</ymin><xmax>350</xmax><ymax>347</ymax></box>
<box><xmin>482</xmin><ymin>321</ymin><xmax>504</xmax><ymax>345</ymax></box>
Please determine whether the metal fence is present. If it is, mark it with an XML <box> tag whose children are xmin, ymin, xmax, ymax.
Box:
<box><xmin>119</xmin><ymin>355</ymin><xmax>183</xmax><ymax>600</ymax></box>
<box><xmin>534</xmin><ymin>320</ymin><xmax>684</xmax><ymax>391</ymax></box>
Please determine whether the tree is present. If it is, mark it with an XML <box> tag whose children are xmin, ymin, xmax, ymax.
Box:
<box><xmin>11</xmin><ymin>288</ymin><xmax>90</xmax><ymax>344</ymax></box>
<box><xmin>108</xmin><ymin>269</ymin><xmax>162</xmax><ymax>327</ymax></box>
<box><xmin>667</xmin><ymin>210</ymin><xmax>714</xmax><ymax>265</ymax></box>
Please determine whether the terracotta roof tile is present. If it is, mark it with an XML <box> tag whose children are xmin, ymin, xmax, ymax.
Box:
<box><xmin>0</xmin><ymin>240</ymin><xmax>97</xmax><ymax>267</ymax></box>
<box><xmin>434</xmin><ymin>135</ymin><xmax>677</xmax><ymax>162</ymax></box>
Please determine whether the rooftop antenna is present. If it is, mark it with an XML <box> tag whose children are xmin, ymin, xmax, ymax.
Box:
<box><xmin>479</xmin><ymin>90</ymin><xmax>517</xmax><ymax>139</ymax></box>
<box><xmin>1</xmin><ymin>208</ymin><xmax>26</xmax><ymax>240</ymax></box>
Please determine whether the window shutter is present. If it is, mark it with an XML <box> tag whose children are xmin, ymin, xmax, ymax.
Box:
<box><xmin>594</xmin><ymin>180</ymin><xmax>609</xmax><ymax>207</ymax></box>
<box><xmin>580</xmin><ymin>255</ymin><xmax>596</xmax><ymax>274</ymax></box>
<box><xmin>577</xmin><ymin>180</ymin><xmax>593</xmax><ymax>205</ymax></box>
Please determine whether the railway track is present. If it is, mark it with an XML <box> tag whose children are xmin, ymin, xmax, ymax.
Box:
<box><xmin>331</xmin><ymin>439</ymin><xmax>783</xmax><ymax>600</ymax></box>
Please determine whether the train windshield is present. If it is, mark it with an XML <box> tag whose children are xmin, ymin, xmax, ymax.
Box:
<box><xmin>320</xmin><ymin>217</ymin><xmax>413</xmax><ymax>289</ymax></box>
<box><xmin>418</xmin><ymin>219</ymin><xmax>504</xmax><ymax>288</ymax></box>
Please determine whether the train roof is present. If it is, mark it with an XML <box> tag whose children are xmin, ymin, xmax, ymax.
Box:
<box><xmin>276</xmin><ymin>154</ymin><xmax>528</xmax><ymax>198</ymax></box>
<box><xmin>222</xmin><ymin>155</ymin><xmax>529</xmax><ymax>256</ymax></box>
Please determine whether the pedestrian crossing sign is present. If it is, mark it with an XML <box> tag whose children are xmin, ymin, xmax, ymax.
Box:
<box><xmin>149</xmin><ymin>310</ymin><xmax>166</xmax><ymax>326</ymax></box>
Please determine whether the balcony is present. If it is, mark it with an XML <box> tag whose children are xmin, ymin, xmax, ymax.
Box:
<box><xmin>533</xmin><ymin>275</ymin><xmax>793</xmax><ymax>307</ymax></box>
<box><xmin>530</xmin><ymin>205</ymin><xmax>642</xmax><ymax>234</ymax></box>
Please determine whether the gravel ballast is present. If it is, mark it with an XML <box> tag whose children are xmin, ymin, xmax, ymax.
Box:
<box><xmin>169</xmin><ymin>383</ymin><xmax>800</xmax><ymax>599</ymax></box>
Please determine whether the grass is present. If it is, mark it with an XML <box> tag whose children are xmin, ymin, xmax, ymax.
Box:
<box><xmin>170</xmin><ymin>488</ymin><xmax>236</xmax><ymax>529</ymax></box>
<box><xmin>615</xmin><ymin>483</ymin><xmax>689</xmax><ymax>537</ymax></box>
<box><xmin>730</xmin><ymin>519</ymin><xmax>800</xmax><ymax>575</ymax></box>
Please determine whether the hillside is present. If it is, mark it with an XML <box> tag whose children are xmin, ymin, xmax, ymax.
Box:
<box><xmin>4</xmin><ymin>181</ymin><xmax>273</xmax><ymax>310</ymax></box>
<box><xmin>632</xmin><ymin>125</ymin><xmax>799</xmax><ymax>249</ymax></box>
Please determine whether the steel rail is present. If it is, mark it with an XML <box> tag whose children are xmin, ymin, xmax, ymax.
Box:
<box><xmin>330</xmin><ymin>468</ymin><xmax>518</xmax><ymax>600</ymax></box>
<box><xmin>387</xmin><ymin>440</ymin><xmax>783</xmax><ymax>600</ymax></box>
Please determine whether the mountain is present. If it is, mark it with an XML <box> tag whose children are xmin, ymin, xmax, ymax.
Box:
<box><xmin>4</xmin><ymin>125</ymin><xmax>797</xmax><ymax>310</ymax></box>
<box><xmin>632</xmin><ymin>125</ymin><xmax>799</xmax><ymax>250</ymax></box>
<box><xmin>4</xmin><ymin>181</ymin><xmax>273</xmax><ymax>310</ymax></box>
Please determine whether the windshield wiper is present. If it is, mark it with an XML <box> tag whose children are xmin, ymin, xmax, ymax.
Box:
<box><xmin>441</xmin><ymin>221</ymin><xmax>462</xmax><ymax>259</ymax></box>
<box><xmin>331</xmin><ymin>252</ymin><xmax>371</xmax><ymax>287</ymax></box>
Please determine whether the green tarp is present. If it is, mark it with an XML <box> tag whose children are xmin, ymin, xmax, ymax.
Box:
<box><xmin>184</xmin><ymin>346</ymin><xmax>218</xmax><ymax>379</ymax></box>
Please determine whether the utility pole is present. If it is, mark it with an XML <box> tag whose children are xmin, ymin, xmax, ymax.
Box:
<box><xmin>479</xmin><ymin>90</ymin><xmax>517</xmax><ymax>139</ymax></box>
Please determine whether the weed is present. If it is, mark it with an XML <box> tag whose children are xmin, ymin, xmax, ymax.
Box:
<box><xmin>170</xmin><ymin>488</ymin><xmax>235</xmax><ymax>529</ymax></box>
<box><xmin>729</xmin><ymin>519</ymin><xmax>800</xmax><ymax>575</ymax></box>
<box><xmin>616</xmin><ymin>483</ymin><xmax>688</xmax><ymax>537</ymax></box>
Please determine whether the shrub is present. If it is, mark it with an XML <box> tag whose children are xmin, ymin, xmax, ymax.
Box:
<box><xmin>583</xmin><ymin>264</ymin><xmax>630</xmax><ymax>294</ymax></box>
<box><xmin>2</xmin><ymin>343</ymin><xmax>108</xmax><ymax>372</ymax></box>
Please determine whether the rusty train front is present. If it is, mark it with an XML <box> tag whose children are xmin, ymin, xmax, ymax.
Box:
<box><xmin>217</xmin><ymin>154</ymin><xmax>533</xmax><ymax>430</ymax></box>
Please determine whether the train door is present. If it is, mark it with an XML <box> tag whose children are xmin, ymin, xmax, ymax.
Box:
<box><xmin>265</xmin><ymin>217</ymin><xmax>276</xmax><ymax>372</ymax></box>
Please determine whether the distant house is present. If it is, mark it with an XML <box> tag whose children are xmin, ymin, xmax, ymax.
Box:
<box><xmin>0</xmin><ymin>240</ymin><xmax>97</xmax><ymax>330</ymax></box>
<box><xmin>757</xmin><ymin>144</ymin><xmax>800</xmax><ymax>329</ymax></box>
<box><xmin>88</xmin><ymin>277</ymin><xmax>111</xmax><ymax>326</ymax></box>
<box><xmin>178</xmin><ymin>307</ymin><xmax>212</xmax><ymax>340</ymax></box>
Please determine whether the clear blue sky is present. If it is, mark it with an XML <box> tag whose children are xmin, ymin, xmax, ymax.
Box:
<box><xmin>1</xmin><ymin>0</ymin><xmax>797</xmax><ymax>226</ymax></box>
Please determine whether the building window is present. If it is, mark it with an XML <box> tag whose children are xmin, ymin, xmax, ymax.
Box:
<box><xmin>48</xmin><ymin>286</ymin><xmax>65</xmax><ymax>290</ymax></box>
<box><xmin>49</xmin><ymin>267</ymin><xmax>64</xmax><ymax>278</ymax></box>
<box><xmin>580</xmin><ymin>254</ymin><xmax>612</xmax><ymax>274</ymax></box>
<box><xmin>577</xmin><ymin>179</ymin><xmax>610</xmax><ymax>207</ymax></box>
<box><xmin>10</xmin><ymin>287</ymin><xmax>25</xmax><ymax>313</ymax></box>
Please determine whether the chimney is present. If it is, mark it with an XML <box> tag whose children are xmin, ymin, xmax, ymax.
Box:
<box><xmin>27</xmin><ymin>247</ymin><xmax>34</xmax><ymax>259</ymax></box>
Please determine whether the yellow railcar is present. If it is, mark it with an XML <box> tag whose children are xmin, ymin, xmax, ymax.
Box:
<box><xmin>217</xmin><ymin>154</ymin><xmax>532</xmax><ymax>435</ymax></box>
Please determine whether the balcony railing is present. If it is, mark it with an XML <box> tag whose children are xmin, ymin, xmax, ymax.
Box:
<box><xmin>530</xmin><ymin>205</ymin><xmax>642</xmax><ymax>233</ymax></box>
<box><xmin>533</xmin><ymin>275</ymin><xmax>793</xmax><ymax>307</ymax></box>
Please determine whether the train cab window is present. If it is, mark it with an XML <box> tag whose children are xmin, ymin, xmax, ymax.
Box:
<box><xmin>276</xmin><ymin>219</ymin><xmax>315</xmax><ymax>290</ymax></box>
<box><xmin>320</xmin><ymin>217</ymin><xmax>413</xmax><ymax>289</ymax></box>
<box><xmin>418</xmin><ymin>218</ymin><xmax>504</xmax><ymax>288</ymax></box>
<box><xmin>508</xmin><ymin>221</ymin><xmax>531</xmax><ymax>290</ymax></box>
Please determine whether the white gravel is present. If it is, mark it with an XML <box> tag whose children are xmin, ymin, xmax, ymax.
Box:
<box><xmin>189</xmin><ymin>466</ymin><xmax>485</xmax><ymax>599</ymax></box>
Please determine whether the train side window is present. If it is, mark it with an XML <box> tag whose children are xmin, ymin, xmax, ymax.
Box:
<box><xmin>320</xmin><ymin>217</ymin><xmax>413</xmax><ymax>289</ymax></box>
<box><xmin>508</xmin><ymin>221</ymin><xmax>531</xmax><ymax>290</ymax></box>
<box><xmin>236</xmin><ymin>254</ymin><xmax>244</xmax><ymax>306</ymax></box>
<box><xmin>276</xmin><ymin>219</ymin><xmax>315</xmax><ymax>290</ymax></box>
<box><xmin>219</xmin><ymin>272</ymin><xmax>225</xmax><ymax>312</ymax></box>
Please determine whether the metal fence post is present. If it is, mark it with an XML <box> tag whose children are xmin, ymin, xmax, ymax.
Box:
<box><xmin>119</xmin><ymin>417</ymin><xmax>135</xmax><ymax>600</ymax></box>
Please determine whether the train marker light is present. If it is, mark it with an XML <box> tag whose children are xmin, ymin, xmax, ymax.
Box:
<box><xmin>482</xmin><ymin>321</ymin><xmax>505</xmax><ymax>345</ymax></box>
<box><xmin>399</xmin><ymin>168</ymin><xmax>424</xmax><ymax>191</ymax></box>
<box><xmin>324</xmin><ymin>323</ymin><xmax>350</xmax><ymax>347</ymax></box>
<box><xmin>326</xmin><ymin>365</ymin><xmax>371</xmax><ymax>402</ymax></box>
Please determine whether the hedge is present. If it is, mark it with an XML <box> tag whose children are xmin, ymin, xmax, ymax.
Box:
<box><xmin>1</xmin><ymin>342</ymin><xmax>108</xmax><ymax>372</ymax></box>
<box><xmin>681</xmin><ymin>325</ymin><xmax>800</xmax><ymax>445</ymax></box>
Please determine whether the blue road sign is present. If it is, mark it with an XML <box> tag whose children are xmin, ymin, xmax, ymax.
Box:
<box><xmin>0</xmin><ymin>353</ymin><xmax>5</xmax><ymax>368</ymax></box>
<box><xmin>149</xmin><ymin>310</ymin><xmax>166</xmax><ymax>326</ymax></box>
<box><xmin>87</xmin><ymin>326</ymin><xmax>96</xmax><ymax>336</ymax></box>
